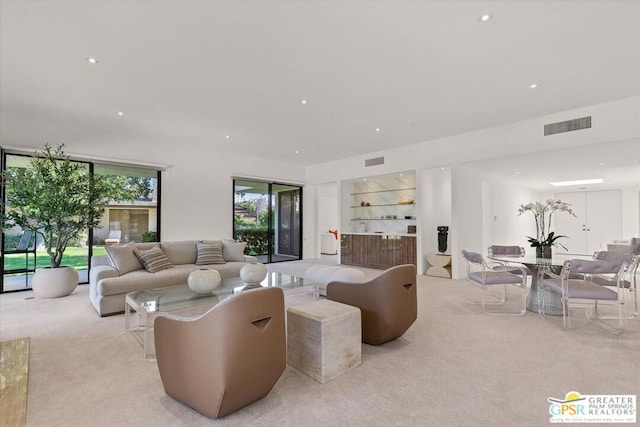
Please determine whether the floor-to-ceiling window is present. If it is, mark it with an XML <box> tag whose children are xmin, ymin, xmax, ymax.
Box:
<box><xmin>233</xmin><ymin>178</ymin><xmax>302</xmax><ymax>263</ymax></box>
<box><xmin>93</xmin><ymin>164</ymin><xmax>160</xmax><ymax>245</ymax></box>
<box><xmin>1</xmin><ymin>150</ymin><xmax>161</xmax><ymax>293</ymax></box>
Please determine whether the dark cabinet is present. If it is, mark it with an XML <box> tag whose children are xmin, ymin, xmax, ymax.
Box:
<box><xmin>340</xmin><ymin>234</ymin><xmax>416</xmax><ymax>270</ymax></box>
<box><xmin>340</xmin><ymin>234</ymin><xmax>353</xmax><ymax>264</ymax></box>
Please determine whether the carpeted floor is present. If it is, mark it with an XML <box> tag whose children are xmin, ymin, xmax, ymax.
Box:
<box><xmin>0</xmin><ymin>260</ymin><xmax>638</xmax><ymax>426</ymax></box>
<box><xmin>0</xmin><ymin>337</ymin><xmax>30</xmax><ymax>427</ymax></box>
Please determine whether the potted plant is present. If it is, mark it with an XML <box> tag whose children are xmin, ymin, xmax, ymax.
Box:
<box><xmin>1</xmin><ymin>144</ymin><xmax>143</xmax><ymax>298</ymax></box>
<box><xmin>517</xmin><ymin>199</ymin><xmax>577</xmax><ymax>258</ymax></box>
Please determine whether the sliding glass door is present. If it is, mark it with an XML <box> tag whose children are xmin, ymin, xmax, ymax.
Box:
<box><xmin>233</xmin><ymin>179</ymin><xmax>302</xmax><ymax>263</ymax></box>
<box><xmin>1</xmin><ymin>150</ymin><xmax>161</xmax><ymax>293</ymax></box>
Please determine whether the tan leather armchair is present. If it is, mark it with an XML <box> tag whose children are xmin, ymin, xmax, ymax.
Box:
<box><xmin>154</xmin><ymin>287</ymin><xmax>286</xmax><ymax>419</ymax></box>
<box><xmin>326</xmin><ymin>264</ymin><xmax>417</xmax><ymax>345</ymax></box>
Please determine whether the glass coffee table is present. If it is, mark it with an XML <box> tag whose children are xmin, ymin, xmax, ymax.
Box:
<box><xmin>125</xmin><ymin>272</ymin><xmax>304</xmax><ymax>359</ymax></box>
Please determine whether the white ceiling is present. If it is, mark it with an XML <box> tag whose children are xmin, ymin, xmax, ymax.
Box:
<box><xmin>1</xmin><ymin>0</ymin><xmax>639</xmax><ymax>181</ymax></box>
<box><xmin>464</xmin><ymin>139</ymin><xmax>640</xmax><ymax>192</ymax></box>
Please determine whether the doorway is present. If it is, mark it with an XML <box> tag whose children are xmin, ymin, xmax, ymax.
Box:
<box><xmin>233</xmin><ymin>179</ymin><xmax>302</xmax><ymax>263</ymax></box>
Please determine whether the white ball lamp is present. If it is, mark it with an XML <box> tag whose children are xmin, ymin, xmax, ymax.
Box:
<box><xmin>240</xmin><ymin>260</ymin><xmax>268</xmax><ymax>289</ymax></box>
<box><xmin>187</xmin><ymin>269</ymin><xmax>222</xmax><ymax>293</ymax></box>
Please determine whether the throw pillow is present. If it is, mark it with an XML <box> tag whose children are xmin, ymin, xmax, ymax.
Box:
<box><xmin>105</xmin><ymin>243</ymin><xmax>143</xmax><ymax>274</ymax></box>
<box><xmin>134</xmin><ymin>245</ymin><xmax>174</xmax><ymax>273</ymax></box>
<box><xmin>196</xmin><ymin>241</ymin><xmax>226</xmax><ymax>265</ymax></box>
<box><xmin>222</xmin><ymin>239</ymin><xmax>247</xmax><ymax>262</ymax></box>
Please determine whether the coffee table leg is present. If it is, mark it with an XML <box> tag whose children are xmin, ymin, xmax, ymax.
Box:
<box><xmin>125</xmin><ymin>297</ymin><xmax>155</xmax><ymax>359</ymax></box>
<box><xmin>144</xmin><ymin>313</ymin><xmax>154</xmax><ymax>360</ymax></box>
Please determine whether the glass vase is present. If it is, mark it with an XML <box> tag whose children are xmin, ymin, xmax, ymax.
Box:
<box><xmin>536</xmin><ymin>245</ymin><xmax>552</xmax><ymax>259</ymax></box>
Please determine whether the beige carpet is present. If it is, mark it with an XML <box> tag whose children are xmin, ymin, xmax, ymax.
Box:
<box><xmin>0</xmin><ymin>337</ymin><xmax>30</xmax><ymax>427</ymax></box>
<box><xmin>0</xmin><ymin>263</ymin><xmax>638</xmax><ymax>426</ymax></box>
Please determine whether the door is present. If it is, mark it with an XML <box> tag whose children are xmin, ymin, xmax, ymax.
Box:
<box><xmin>276</xmin><ymin>189</ymin><xmax>301</xmax><ymax>257</ymax></box>
<box><xmin>554</xmin><ymin>190</ymin><xmax>622</xmax><ymax>254</ymax></box>
<box><xmin>233</xmin><ymin>179</ymin><xmax>302</xmax><ymax>264</ymax></box>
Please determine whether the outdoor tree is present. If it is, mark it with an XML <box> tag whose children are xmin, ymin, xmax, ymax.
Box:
<box><xmin>1</xmin><ymin>144</ymin><xmax>145</xmax><ymax>267</ymax></box>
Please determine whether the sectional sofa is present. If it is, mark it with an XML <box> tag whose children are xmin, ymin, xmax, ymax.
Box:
<box><xmin>89</xmin><ymin>239</ymin><xmax>255</xmax><ymax>316</ymax></box>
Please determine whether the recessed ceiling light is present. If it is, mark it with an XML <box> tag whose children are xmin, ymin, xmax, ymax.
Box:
<box><xmin>375</xmin><ymin>128</ymin><xmax>381</xmax><ymax>132</ymax></box>
<box><xmin>225</xmin><ymin>135</ymin><xmax>230</xmax><ymax>139</ymax></box>
<box><xmin>528</xmin><ymin>83</ymin><xmax>538</xmax><ymax>89</ymax></box>
<box><xmin>295</xmin><ymin>150</ymin><xmax>300</xmax><ymax>154</ymax></box>
<box><xmin>86</xmin><ymin>57</ymin><xmax>98</xmax><ymax>64</ymax></box>
<box><xmin>301</xmin><ymin>99</ymin><xmax>307</xmax><ymax>105</ymax></box>
<box><xmin>479</xmin><ymin>13</ymin><xmax>492</xmax><ymax>22</ymax></box>
<box><xmin>550</xmin><ymin>178</ymin><xmax>603</xmax><ymax>187</ymax></box>
<box><xmin>117</xmin><ymin>111</ymin><xmax>124</xmax><ymax>116</ymax></box>
<box><xmin>440</xmin><ymin>167</ymin><xmax>445</xmax><ymax>171</ymax></box>
<box><xmin>599</xmin><ymin>162</ymin><xmax>605</xmax><ymax>166</ymax></box>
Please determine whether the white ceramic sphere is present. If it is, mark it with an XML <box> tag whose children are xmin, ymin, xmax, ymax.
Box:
<box><xmin>32</xmin><ymin>266</ymin><xmax>79</xmax><ymax>298</ymax></box>
<box><xmin>240</xmin><ymin>262</ymin><xmax>267</xmax><ymax>285</ymax></box>
<box><xmin>188</xmin><ymin>269</ymin><xmax>221</xmax><ymax>293</ymax></box>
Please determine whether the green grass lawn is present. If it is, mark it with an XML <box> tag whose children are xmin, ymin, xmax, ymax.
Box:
<box><xmin>4</xmin><ymin>246</ymin><xmax>107</xmax><ymax>273</ymax></box>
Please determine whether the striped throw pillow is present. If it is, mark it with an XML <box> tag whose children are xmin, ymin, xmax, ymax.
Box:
<box><xmin>134</xmin><ymin>245</ymin><xmax>174</xmax><ymax>273</ymax></box>
<box><xmin>196</xmin><ymin>241</ymin><xmax>226</xmax><ymax>265</ymax></box>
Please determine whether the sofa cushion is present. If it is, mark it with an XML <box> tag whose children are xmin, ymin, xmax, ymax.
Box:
<box><xmin>134</xmin><ymin>245</ymin><xmax>174</xmax><ymax>273</ymax></box>
<box><xmin>222</xmin><ymin>239</ymin><xmax>247</xmax><ymax>262</ymax></box>
<box><xmin>160</xmin><ymin>240</ymin><xmax>197</xmax><ymax>265</ymax></box>
<box><xmin>97</xmin><ymin>262</ymin><xmax>248</xmax><ymax>297</ymax></box>
<box><xmin>196</xmin><ymin>241</ymin><xmax>225</xmax><ymax>265</ymax></box>
<box><xmin>136</xmin><ymin>242</ymin><xmax>157</xmax><ymax>251</ymax></box>
<box><xmin>105</xmin><ymin>243</ymin><xmax>143</xmax><ymax>274</ymax></box>
<box><xmin>99</xmin><ymin>265</ymin><xmax>197</xmax><ymax>296</ymax></box>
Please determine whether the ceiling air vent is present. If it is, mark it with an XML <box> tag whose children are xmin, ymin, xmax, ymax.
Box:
<box><xmin>365</xmin><ymin>156</ymin><xmax>384</xmax><ymax>167</ymax></box>
<box><xmin>544</xmin><ymin>116</ymin><xmax>591</xmax><ymax>136</ymax></box>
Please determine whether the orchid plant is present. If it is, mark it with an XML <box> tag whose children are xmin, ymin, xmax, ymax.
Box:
<box><xmin>517</xmin><ymin>199</ymin><xmax>577</xmax><ymax>250</ymax></box>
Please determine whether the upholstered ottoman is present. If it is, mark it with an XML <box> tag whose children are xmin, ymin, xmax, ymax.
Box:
<box><xmin>304</xmin><ymin>265</ymin><xmax>366</xmax><ymax>298</ymax></box>
<box><xmin>287</xmin><ymin>299</ymin><xmax>361</xmax><ymax>383</ymax></box>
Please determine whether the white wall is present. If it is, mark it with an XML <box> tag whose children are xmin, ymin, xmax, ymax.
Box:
<box><xmin>420</xmin><ymin>167</ymin><xmax>451</xmax><ymax>273</ymax></box>
<box><xmin>308</xmin><ymin>97</ymin><xmax>640</xmax><ymax>184</ymax></box>
<box><xmin>5</xmin><ymin>136</ymin><xmax>308</xmax><ymax>245</ymax></box>
<box><xmin>317</xmin><ymin>183</ymin><xmax>339</xmax><ymax>235</ymax></box>
<box><xmin>621</xmin><ymin>187</ymin><xmax>640</xmax><ymax>238</ymax></box>
<box><xmin>302</xmin><ymin>185</ymin><xmax>317</xmax><ymax>259</ymax></box>
<box><xmin>305</xmin><ymin>97</ymin><xmax>640</xmax><ymax>273</ymax></box>
<box><xmin>161</xmin><ymin>152</ymin><xmax>306</xmax><ymax>241</ymax></box>
<box><xmin>489</xmin><ymin>180</ymin><xmax>541</xmax><ymax>251</ymax></box>
<box><xmin>304</xmin><ymin>182</ymin><xmax>339</xmax><ymax>258</ymax></box>
<box><xmin>450</xmin><ymin>166</ymin><xmax>485</xmax><ymax>279</ymax></box>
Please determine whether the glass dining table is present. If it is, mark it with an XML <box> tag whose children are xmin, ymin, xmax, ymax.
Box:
<box><xmin>488</xmin><ymin>252</ymin><xmax>593</xmax><ymax>315</ymax></box>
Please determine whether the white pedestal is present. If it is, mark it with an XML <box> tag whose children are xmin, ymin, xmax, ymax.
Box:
<box><xmin>425</xmin><ymin>253</ymin><xmax>452</xmax><ymax>278</ymax></box>
<box><xmin>321</xmin><ymin>233</ymin><xmax>338</xmax><ymax>255</ymax></box>
<box><xmin>287</xmin><ymin>299</ymin><xmax>361</xmax><ymax>383</ymax></box>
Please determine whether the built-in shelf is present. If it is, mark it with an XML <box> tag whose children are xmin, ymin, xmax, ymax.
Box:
<box><xmin>351</xmin><ymin>203</ymin><xmax>416</xmax><ymax>208</ymax></box>
<box><xmin>351</xmin><ymin>218</ymin><xmax>415</xmax><ymax>221</ymax></box>
<box><xmin>345</xmin><ymin>173</ymin><xmax>417</xmax><ymax>235</ymax></box>
<box><xmin>350</xmin><ymin>187</ymin><xmax>416</xmax><ymax>196</ymax></box>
